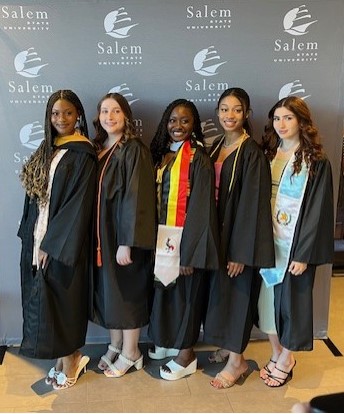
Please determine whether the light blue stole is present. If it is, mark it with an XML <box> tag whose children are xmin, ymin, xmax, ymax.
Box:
<box><xmin>260</xmin><ymin>154</ymin><xmax>309</xmax><ymax>288</ymax></box>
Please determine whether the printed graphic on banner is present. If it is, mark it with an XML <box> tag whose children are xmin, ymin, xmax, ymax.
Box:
<box><xmin>8</xmin><ymin>48</ymin><xmax>52</xmax><ymax>104</ymax></box>
<box><xmin>1</xmin><ymin>5</ymin><xmax>49</xmax><ymax>31</ymax></box>
<box><xmin>201</xmin><ymin>118</ymin><xmax>222</xmax><ymax>148</ymax></box>
<box><xmin>186</xmin><ymin>46</ymin><xmax>228</xmax><ymax>103</ymax></box>
<box><xmin>279</xmin><ymin>80</ymin><xmax>311</xmax><ymax>100</ymax></box>
<box><xmin>108</xmin><ymin>83</ymin><xmax>143</xmax><ymax>137</ymax></box>
<box><xmin>185</xmin><ymin>4</ymin><xmax>231</xmax><ymax>30</ymax></box>
<box><xmin>98</xmin><ymin>6</ymin><xmax>142</xmax><ymax>66</ymax></box>
<box><xmin>104</xmin><ymin>7</ymin><xmax>138</xmax><ymax>38</ymax></box>
<box><xmin>13</xmin><ymin>121</ymin><xmax>44</xmax><ymax>175</ymax></box>
<box><xmin>273</xmin><ymin>4</ymin><xmax>318</xmax><ymax>64</ymax></box>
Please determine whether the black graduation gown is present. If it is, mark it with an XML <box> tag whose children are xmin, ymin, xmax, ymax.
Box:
<box><xmin>89</xmin><ymin>138</ymin><xmax>156</xmax><ymax>329</ymax></box>
<box><xmin>148</xmin><ymin>143</ymin><xmax>219</xmax><ymax>349</ymax></box>
<box><xmin>18</xmin><ymin>141</ymin><xmax>97</xmax><ymax>359</ymax></box>
<box><xmin>203</xmin><ymin>137</ymin><xmax>275</xmax><ymax>354</ymax></box>
<box><xmin>273</xmin><ymin>157</ymin><xmax>334</xmax><ymax>351</ymax></box>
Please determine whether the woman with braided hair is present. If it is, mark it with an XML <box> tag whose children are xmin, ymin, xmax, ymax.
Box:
<box><xmin>148</xmin><ymin>99</ymin><xmax>219</xmax><ymax>380</ymax></box>
<box><xmin>18</xmin><ymin>90</ymin><xmax>97</xmax><ymax>390</ymax></box>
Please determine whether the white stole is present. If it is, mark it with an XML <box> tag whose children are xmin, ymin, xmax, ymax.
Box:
<box><xmin>260</xmin><ymin>154</ymin><xmax>309</xmax><ymax>288</ymax></box>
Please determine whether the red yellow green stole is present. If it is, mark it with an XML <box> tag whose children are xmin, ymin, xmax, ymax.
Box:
<box><xmin>166</xmin><ymin>140</ymin><xmax>195</xmax><ymax>227</ymax></box>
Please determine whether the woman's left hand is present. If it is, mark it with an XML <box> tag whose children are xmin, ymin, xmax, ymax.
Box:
<box><xmin>180</xmin><ymin>266</ymin><xmax>194</xmax><ymax>276</ymax></box>
<box><xmin>288</xmin><ymin>261</ymin><xmax>307</xmax><ymax>275</ymax></box>
<box><xmin>116</xmin><ymin>245</ymin><xmax>133</xmax><ymax>266</ymax></box>
<box><xmin>227</xmin><ymin>261</ymin><xmax>244</xmax><ymax>277</ymax></box>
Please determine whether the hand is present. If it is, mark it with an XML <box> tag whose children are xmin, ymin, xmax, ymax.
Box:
<box><xmin>116</xmin><ymin>246</ymin><xmax>133</xmax><ymax>266</ymax></box>
<box><xmin>227</xmin><ymin>261</ymin><xmax>244</xmax><ymax>277</ymax></box>
<box><xmin>180</xmin><ymin>266</ymin><xmax>194</xmax><ymax>276</ymax></box>
<box><xmin>38</xmin><ymin>249</ymin><xmax>48</xmax><ymax>269</ymax></box>
<box><xmin>288</xmin><ymin>261</ymin><xmax>307</xmax><ymax>275</ymax></box>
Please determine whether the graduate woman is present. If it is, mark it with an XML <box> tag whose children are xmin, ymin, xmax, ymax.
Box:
<box><xmin>148</xmin><ymin>99</ymin><xmax>219</xmax><ymax>380</ymax></box>
<box><xmin>18</xmin><ymin>90</ymin><xmax>97</xmax><ymax>389</ymax></box>
<box><xmin>203</xmin><ymin>87</ymin><xmax>275</xmax><ymax>389</ymax></box>
<box><xmin>258</xmin><ymin>96</ymin><xmax>334</xmax><ymax>387</ymax></box>
<box><xmin>90</xmin><ymin>92</ymin><xmax>156</xmax><ymax>378</ymax></box>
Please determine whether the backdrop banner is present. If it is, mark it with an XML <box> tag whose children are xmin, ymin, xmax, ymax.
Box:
<box><xmin>0</xmin><ymin>0</ymin><xmax>343</xmax><ymax>344</ymax></box>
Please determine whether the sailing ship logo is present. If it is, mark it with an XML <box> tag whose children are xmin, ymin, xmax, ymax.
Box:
<box><xmin>108</xmin><ymin>83</ymin><xmax>139</xmax><ymax>105</ymax></box>
<box><xmin>283</xmin><ymin>5</ymin><xmax>317</xmax><ymax>36</ymax></box>
<box><xmin>279</xmin><ymin>80</ymin><xmax>311</xmax><ymax>100</ymax></box>
<box><xmin>193</xmin><ymin>46</ymin><xmax>227</xmax><ymax>76</ymax></box>
<box><xmin>104</xmin><ymin>7</ymin><xmax>138</xmax><ymax>38</ymax></box>
<box><xmin>20</xmin><ymin>122</ymin><xmax>44</xmax><ymax>149</ymax></box>
<box><xmin>14</xmin><ymin>47</ymin><xmax>48</xmax><ymax>78</ymax></box>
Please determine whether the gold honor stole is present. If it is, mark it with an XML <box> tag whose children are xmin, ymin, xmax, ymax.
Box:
<box><xmin>166</xmin><ymin>140</ymin><xmax>195</xmax><ymax>227</ymax></box>
<box><xmin>54</xmin><ymin>132</ymin><xmax>91</xmax><ymax>146</ymax></box>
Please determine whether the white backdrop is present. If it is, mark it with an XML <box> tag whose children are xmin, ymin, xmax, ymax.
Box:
<box><xmin>0</xmin><ymin>0</ymin><xmax>343</xmax><ymax>345</ymax></box>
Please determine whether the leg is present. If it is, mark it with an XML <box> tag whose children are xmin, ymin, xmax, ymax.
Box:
<box><xmin>260</xmin><ymin>333</ymin><xmax>282</xmax><ymax>379</ymax></box>
<box><xmin>104</xmin><ymin>328</ymin><xmax>143</xmax><ymax>377</ymax></box>
<box><xmin>98</xmin><ymin>329</ymin><xmax>123</xmax><ymax>370</ymax></box>
<box><xmin>210</xmin><ymin>351</ymin><xmax>249</xmax><ymax>389</ymax></box>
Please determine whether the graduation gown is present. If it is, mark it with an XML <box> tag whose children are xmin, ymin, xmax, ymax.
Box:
<box><xmin>272</xmin><ymin>157</ymin><xmax>334</xmax><ymax>351</ymax></box>
<box><xmin>148</xmin><ymin>142</ymin><xmax>219</xmax><ymax>349</ymax></box>
<box><xmin>89</xmin><ymin>138</ymin><xmax>156</xmax><ymax>329</ymax></box>
<box><xmin>18</xmin><ymin>141</ymin><xmax>97</xmax><ymax>359</ymax></box>
<box><xmin>203</xmin><ymin>137</ymin><xmax>275</xmax><ymax>354</ymax></box>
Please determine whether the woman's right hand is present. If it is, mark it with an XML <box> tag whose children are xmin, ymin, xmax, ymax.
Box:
<box><xmin>116</xmin><ymin>245</ymin><xmax>133</xmax><ymax>266</ymax></box>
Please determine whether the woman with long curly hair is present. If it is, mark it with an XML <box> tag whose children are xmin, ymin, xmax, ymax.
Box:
<box><xmin>258</xmin><ymin>96</ymin><xmax>334</xmax><ymax>387</ymax></box>
<box><xmin>148</xmin><ymin>99</ymin><xmax>219</xmax><ymax>380</ymax></box>
<box><xmin>89</xmin><ymin>93</ymin><xmax>156</xmax><ymax>378</ymax></box>
<box><xmin>18</xmin><ymin>89</ymin><xmax>97</xmax><ymax>390</ymax></box>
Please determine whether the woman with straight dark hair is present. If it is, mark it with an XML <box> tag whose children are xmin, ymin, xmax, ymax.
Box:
<box><xmin>204</xmin><ymin>87</ymin><xmax>275</xmax><ymax>389</ymax></box>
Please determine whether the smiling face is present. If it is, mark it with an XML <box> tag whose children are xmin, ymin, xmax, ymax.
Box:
<box><xmin>99</xmin><ymin>98</ymin><xmax>126</xmax><ymax>138</ymax></box>
<box><xmin>51</xmin><ymin>99</ymin><xmax>79</xmax><ymax>137</ymax></box>
<box><xmin>217</xmin><ymin>95</ymin><xmax>245</xmax><ymax>133</ymax></box>
<box><xmin>167</xmin><ymin>105</ymin><xmax>194</xmax><ymax>142</ymax></box>
<box><xmin>273</xmin><ymin>107</ymin><xmax>300</xmax><ymax>143</ymax></box>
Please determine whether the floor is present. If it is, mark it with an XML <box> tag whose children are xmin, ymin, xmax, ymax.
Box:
<box><xmin>0</xmin><ymin>277</ymin><xmax>343</xmax><ymax>413</ymax></box>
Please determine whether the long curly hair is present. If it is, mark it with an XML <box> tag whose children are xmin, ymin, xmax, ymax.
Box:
<box><xmin>93</xmin><ymin>93</ymin><xmax>136</xmax><ymax>151</ymax></box>
<box><xmin>261</xmin><ymin>96</ymin><xmax>324</xmax><ymax>176</ymax></box>
<box><xmin>150</xmin><ymin>99</ymin><xmax>204</xmax><ymax>165</ymax></box>
<box><xmin>217</xmin><ymin>87</ymin><xmax>253</xmax><ymax>137</ymax></box>
<box><xmin>20</xmin><ymin>90</ymin><xmax>88</xmax><ymax>205</ymax></box>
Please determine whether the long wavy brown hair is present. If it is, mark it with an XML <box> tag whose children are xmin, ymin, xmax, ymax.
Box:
<box><xmin>261</xmin><ymin>96</ymin><xmax>324</xmax><ymax>176</ymax></box>
<box><xmin>20</xmin><ymin>90</ymin><xmax>88</xmax><ymax>205</ymax></box>
<box><xmin>93</xmin><ymin>93</ymin><xmax>136</xmax><ymax>151</ymax></box>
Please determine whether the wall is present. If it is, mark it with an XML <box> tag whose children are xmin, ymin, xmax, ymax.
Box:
<box><xmin>0</xmin><ymin>0</ymin><xmax>343</xmax><ymax>345</ymax></box>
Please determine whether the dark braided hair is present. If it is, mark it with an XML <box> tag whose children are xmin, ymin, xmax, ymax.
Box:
<box><xmin>216</xmin><ymin>87</ymin><xmax>252</xmax><ymax>137</ymax></box>
<box><xmin>20</xmin><ymin>90</ymin><xmax>88</xmax><ymax>205</ymax></box>
<box><xmin>93</xmin><ymin>93</ymin><xmax>136</xmax><ymax>152</ymax></box>
<box><xmin>150</xmin><ymin>99</ymin><xmax>204</xmax><ymax>165</ymax></box>
<box><xmin>261</xmin><ymin>96</ymin><xmax>324</xmax><ymax>176</ymax></box>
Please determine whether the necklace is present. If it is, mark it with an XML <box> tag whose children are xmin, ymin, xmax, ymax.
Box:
<box><xmin>222</xmin><ymin>134</ymin><xmax>243</xmax><ymax>148</ymax></box>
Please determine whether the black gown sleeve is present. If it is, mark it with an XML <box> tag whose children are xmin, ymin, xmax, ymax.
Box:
<box><xmin>180</xmin><ymin>148</ymin><xmax>219</xmax><ymax>270</ymax></box>
<box><xmin>227</xmin><ymin>145</ymin><xmax>275</xmax><ymax>268</ymax></box>
<box><xmin>117</xmin><ymin>140</ymin><xmax>156</xmax><ymax>249</ymax></box>
<box><xmin>291</xmin><ymin>158</ymin><xmax>334</xmax><ymax>265</ymax></box>
<box><xmin>40</xmin><ymin>151</ymin><xmax>97</xmax><ymax>267</ymax></box>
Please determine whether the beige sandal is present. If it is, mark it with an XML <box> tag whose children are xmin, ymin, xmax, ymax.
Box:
<box><xmin>98</xmin><ymin>344</ymin><xmax>121</xmax><ymax>371</ymax></box>
<box><xmin>210</xmin><ymin>368</ymin><xmax>249</xmax><ymax>389</ymax></box>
